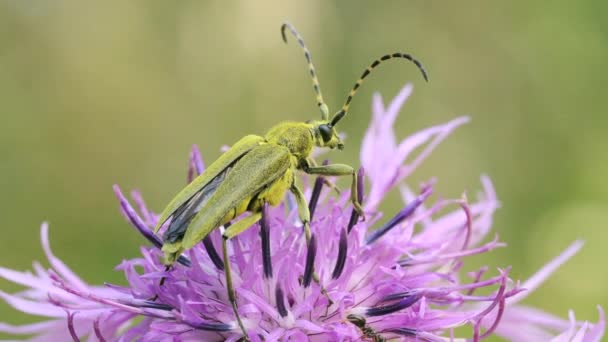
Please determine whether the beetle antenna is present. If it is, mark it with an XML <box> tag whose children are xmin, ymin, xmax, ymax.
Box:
<box><xmin>281</xmin><ymin>22</ymin><xmax>329</xmax><ymax>120</ymax></box>
<box><xmin>331</xmin><ymin>52</ymin><xmax>428</xmax><ymax>126</ymax></box>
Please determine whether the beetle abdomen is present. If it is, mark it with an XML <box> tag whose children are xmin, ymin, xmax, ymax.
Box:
<box><xmin>249</xmin><ymin>156</ymin><xmax>297</xmax><ymax>211</ymax></box>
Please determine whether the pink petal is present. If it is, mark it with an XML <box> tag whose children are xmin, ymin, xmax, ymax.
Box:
<box><xmin>0</xmin><ymin>267</ymin><xmax>51</xmax><ymax>291</ymax></box>
<box><xmin>0</xmin><ymin>290</ymin><xmax>64</xmax><ymax>317</ymax></box>
<box><xmin>40</xmin><ymin>223</ymin><xmax>88</xmax><ymax>292</ymax></box>
<box><xmin>509</xmin><ymin>240</ymin><xmax>584</xmax><ymax>305</ymax></box>
<box><xmin>364</xmin><ymin>116</ymin><xmax>470</xmax><ymax>210</ymax></box>
<box><xmin>371</xmin><ymin>92</ymin><xmax>385</xmax><ymax>122</ymax></box>
<box><xmin>384</xmin><ymin>83</ymin><xmax>413</xmax><ymax>129</ymax></box>
<box><xmin>397</xmin><ymin>116</ymin><xmax>470</xmax><ymax>180</ymax></box>
<box><xmin>361</xmin><ymin>84</ymin><xmax>413</xmax><ymax>198</ymax></box>
<box><xmin>0</xmin><ymin>320</ymin><xmax>58</xmax><ymax>334</ymax></box>
<box><xmin>583</xmin><ymin>306</ymin><xmax>605</xmax><ymax>342</ymax></box>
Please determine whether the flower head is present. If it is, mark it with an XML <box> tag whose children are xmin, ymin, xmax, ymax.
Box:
<box><xmin>0</xmin><ymin>84</ymin><xmax>604</xmax><ymax>341</ymax></box>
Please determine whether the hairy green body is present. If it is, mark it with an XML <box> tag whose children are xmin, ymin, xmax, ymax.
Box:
<box><xmin>155</xmin><ymin>120</ymin><xmax>353</xmax><ymax>262</ymax></box>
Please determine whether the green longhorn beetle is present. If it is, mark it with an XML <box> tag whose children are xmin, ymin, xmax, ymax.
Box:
<box><xmin>153</xmin><ymin>22</ymin><xmax>428</xmax><ymax>337</ymax></box>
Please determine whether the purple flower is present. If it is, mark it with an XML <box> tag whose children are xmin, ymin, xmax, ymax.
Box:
<box><xmin>0</xmin><ymin>84</ymin><xmax>604</xmax><ymax>341</ymax></box>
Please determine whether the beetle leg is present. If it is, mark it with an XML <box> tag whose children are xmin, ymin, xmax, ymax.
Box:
<box><xmin>307</xmin><ymin>158</ymin><xmax>342</xmax><ymax>194</ymax></box>
<box><xmin>290</xmin><ymin>184</ymin><xmax>334</xmax><ymax>307</ymax></box>
<box><xmin>290</xmin><ymin>184</ymin><xmax>313</xmax><ymax>243</ymax></box>
<box><xmin>222</xmin><ymin>212</ymin><xmax>262</xmax><ymax>239</ymax></box>
<box><xmin>222</xmin><ymin>212</ymin><xmax>262</xmax><ymax>339</ymax></box>
<box><xmin>303</xmin><ymin>164</ymin><xmax>365</xmax><ymax>220</ymax></box>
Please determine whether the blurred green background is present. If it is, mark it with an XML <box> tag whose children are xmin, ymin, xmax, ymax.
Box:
<box><xmin>1</xmin><ymin>1</ymin><xmax>606</xmax><ymax>340</ymax></box>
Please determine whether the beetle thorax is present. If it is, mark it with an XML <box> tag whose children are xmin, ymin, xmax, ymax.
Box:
<box><xmin>265</xmin><ymin>122</ymin><xmax>314</xmax><ymax>160</ymax></box>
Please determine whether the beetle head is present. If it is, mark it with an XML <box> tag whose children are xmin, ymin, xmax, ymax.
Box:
<box><xmin>311</xmin><ymin>120</ymin><xmax>343</xmax><ymax>150</ymax></box>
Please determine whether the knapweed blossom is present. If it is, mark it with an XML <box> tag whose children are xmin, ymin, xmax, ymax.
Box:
<box><xmin>0</xmin><ymin>84</ymin><xmax>604</xmax><ymax>341</ymax></box>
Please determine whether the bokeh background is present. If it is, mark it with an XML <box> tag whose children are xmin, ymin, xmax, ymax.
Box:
<box><xmin>1</xmin><ymin>1</ymin><xmax>606</xmax><ymax>340</ymax></box>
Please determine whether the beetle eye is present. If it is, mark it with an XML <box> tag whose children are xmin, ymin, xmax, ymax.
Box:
<box><xmin>319</xmin><ymin>124</ymin><xmax>333</xmax><ymax>143</ymax></box>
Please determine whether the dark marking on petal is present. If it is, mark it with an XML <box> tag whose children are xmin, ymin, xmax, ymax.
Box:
<box><xmin>356</xmin><ymin>167</ymin><xmax>365</xmax><ymax>203</ymax></box>
<box><xmin>117</xmin><ymin>298</ymin><xmax>174</xmax><ymax>310</ymax></box>
<box><xmin>388</xmin><ymin>328</ymin><xmax>418</xmax><ymax>336</ymax></box>
<box><xmin>139</xmin><ymin>301</ymin><xmax>174</xmax><ymax>311</ymax></box>
<box><xmin>398</xmin><ymin>257</ymin><xmax>412</xmax><ymax>267</ymax></box>
<box><xmin>366</xmin><ymin>294</ymin><xmax>421</xmax><ymax>317</ymax></box>
<box><xmin>378</xmin><ymin>290</ymin><xmax>417</xmax><ymax>303</ymax></box>
<box><xmin>185</xmin><ymin>321</ymin><xmax>233</xmax><ymax>332</ymax></box>
<box><xmin>275</xmin><ymin>285</ymin><xmax>288</xmax><ymax>317</ymax></box>
<box><xmin>203</xmin><ymin>235</ymin><xmax>224</xmax><ymax>271</ymax></box>
<box><xmin>366</xmin><ymin>186</ymin><xmax>432</xmax><ymax>244</ymax></box>
<box><xmin>302</xmin><ymin>234</ymin><xmax>317</xmax><ymax>288</ymax></box>
<box><xmin>113</xmin><ymin>185</ymin><xmax>190</xmax><ymax>267</ymax></box>
<box><xmin>114</xmin><ymin>185</ymin><xmax>162</xmax><ymax>249</ymax></box>
<box><xmin>287</xmin><ymin>294</ymin><xmax>295</xmax><ymax>307</ymax></box>
<box><xmin>260</xmin><ymin>203</ymin><xmax>273</xmax><ymax>278</ymax></box>
<box><xmin>308</xmin><ymin>177</ymin><xmax>324</xmax><ymax>221</ymax></box>
<box><xmin>331</xmin><ymin>229</ymin><xmax>348</xmax><ymax>279</ymax></box>
<box><xmin>176</xmin><ymin>255</ymin><xmax>191</xmax><ymax>267</ymax></box>
<box><xmin>308</xmin><ymin>160</ymin><xmax>328</xmax><ymax>221</ymax></box>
